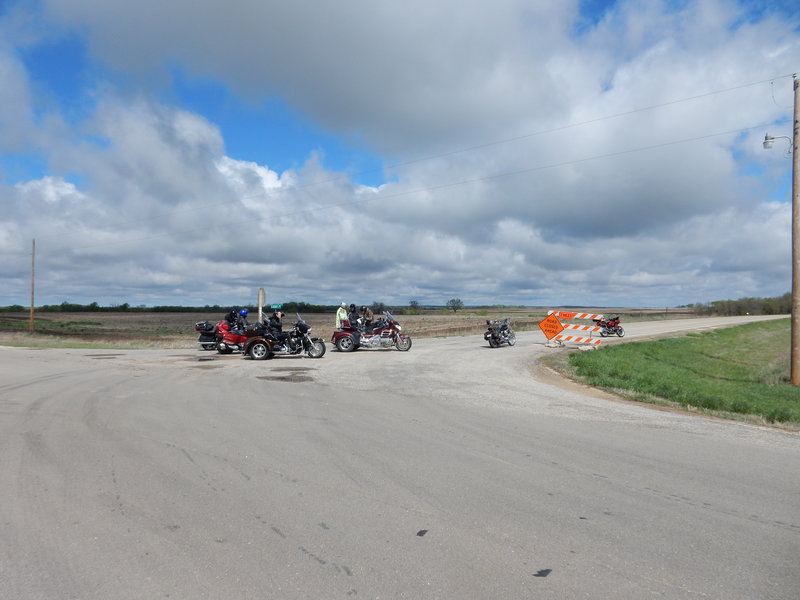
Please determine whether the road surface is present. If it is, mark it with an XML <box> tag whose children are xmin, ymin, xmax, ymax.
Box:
<box><xmin>1</xmin><ymin>315</ymin><xmax>798</xmax><ymax>599</ymax></box>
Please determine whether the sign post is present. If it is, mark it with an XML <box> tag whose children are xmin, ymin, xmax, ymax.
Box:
<box><xmin>258</xmin><ymin>288</ymin><xmax>265</xmax><ymax>322</ymax></box>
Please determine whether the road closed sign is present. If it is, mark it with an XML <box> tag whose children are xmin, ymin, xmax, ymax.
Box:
<box><xmin>538</xmin><ymin>314</ymin><xmax>564</xmax><ymax>339</ymax></box>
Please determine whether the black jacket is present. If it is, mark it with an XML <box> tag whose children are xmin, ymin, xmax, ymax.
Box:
<box><xmin>267</xmin><ymin>315</ymin><xmax>283</xmax><ymax>333</ymax></box>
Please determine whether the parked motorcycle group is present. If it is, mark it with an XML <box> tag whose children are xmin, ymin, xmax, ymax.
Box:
<box><xmin>194</xmin><ymin>304</ymin><xmax>414</xmax><ymax>359</ymax></box>
<box><xmin>195</xmin><ymin>307</ymin><xmax>623</xmax><ymax>359</ymax></box>
<box><xmin>195</xmin><ymin>309</ymin><xmax>326</xmax><ymax>360</ymax></box>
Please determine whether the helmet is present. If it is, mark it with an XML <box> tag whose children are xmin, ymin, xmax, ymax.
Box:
<box><xmin>360</xmin><ymin>306</ymin><xmax>366</xmax><ymax>311</ymax></box>
<box><xmin>340</xmin><ymin>302</ymin><xmax>346</xmax><ymax>307</ymax></box>
<box><xmin>349</xmin><ymin>304</ymin><xmax>356</xmax><ymax>310</ymax></box>
<box><xmin>239</xmin><ymin>309</ymin><xmax>249</xmax><ymax>317</ymax></box>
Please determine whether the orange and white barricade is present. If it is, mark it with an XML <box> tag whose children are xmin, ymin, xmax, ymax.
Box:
<box><xmin>540</xmin><ymin>310</ymin><xmax>603</xmax><ymax>346</ymax></box>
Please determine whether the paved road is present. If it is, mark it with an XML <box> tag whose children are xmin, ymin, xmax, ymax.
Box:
<box><xmin>1</xmin><ymin>316</ymin><xmax>798</xmax><ymax>599</ymax></box>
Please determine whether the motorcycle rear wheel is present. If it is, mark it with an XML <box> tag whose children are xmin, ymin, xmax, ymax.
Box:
<box><xmin>336</xmin><ymin>335</ymin><xmax>357</xmax><ymax>352</ymax></box>
<box><xmin>395</xmin><ymin>336</ymin><xmax>412</xmax><ymax>351</ymax></box>
<box><xmin>600</xmin><ymin>330</ymin><xmax>609</xmax><ymax>337</ymax></box>
<box><xmin>248</xmin><ymin>341</ymin><xmax>270</xmax><ymax>360</ymax></box>
<box><xmin>307</xmin><ymin>340</ymin><xmax>326</xmax><ymax>358</ymax></box>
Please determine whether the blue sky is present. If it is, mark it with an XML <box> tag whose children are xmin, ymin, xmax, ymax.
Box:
<box><xmin>0</xmin><ymin>0</ymin><xmax>798</xmax><ymax>308</ymax></box>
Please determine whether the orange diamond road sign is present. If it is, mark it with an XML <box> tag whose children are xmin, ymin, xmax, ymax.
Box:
<box><xmin>538</xmin><ymin>314</ymin><xmax>564</xmax><ymax>340</ymax></box>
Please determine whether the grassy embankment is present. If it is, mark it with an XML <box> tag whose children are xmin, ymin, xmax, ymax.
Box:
<box><xmin>544</xmin><ymin>318</ymin><xmax>800</xmax><ymax>427</ymax></box>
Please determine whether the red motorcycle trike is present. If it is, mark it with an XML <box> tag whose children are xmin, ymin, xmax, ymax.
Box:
<box><xmin>331</xmin><ymin>311</ymin><xmax>412</xmax><ymax>352</ymax></box>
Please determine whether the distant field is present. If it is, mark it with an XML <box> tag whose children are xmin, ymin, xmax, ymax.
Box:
<box><xmin>0</xmin><ymin>306</ymin><xmax>699</xmax><ymax>348</ymax></box>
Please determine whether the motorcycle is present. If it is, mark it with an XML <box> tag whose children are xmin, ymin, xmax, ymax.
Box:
<box><xmin>592</xmin><ymin>314</ymin><xmax>625</xmax><ymax>337</ymax></box>
<box><xmin>216</xmin><ymin>319</ymin><xmax>250</xmax><ymax>353</ymax></box>
<box><xmin>195</xmin><ymin>320</ymin><xmax>219</xmax><ymax>350</ymax></box>
<box><xmin>484</xmin><ymin>317</ymin><xmax>516</xmax><ymax>348</ymax></box>
<box><xmin>244</xmin><ymin>313</ymin><xmax>326</xmax><ymax>360</ymax></box>
<box><xmin>331</xmin><ymin>311</ymin><xmax>412</xmax><ymax>352</ymax></box>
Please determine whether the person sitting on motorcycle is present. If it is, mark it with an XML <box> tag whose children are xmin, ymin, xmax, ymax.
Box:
<box><xmin>267</xmin><ymin>311</ymin><xmax>288</xmax><ymax>345</ymax></box>
<box><xmin>224</xmin><ymin>308</ymin><xmax>239</xmax><ymax>327</ymax></box>
<box><xmin>360</xmin><ymin>305</ymin><xmax>374</xmax><ymax>332</ymax></box>
<box><xmin>335</xmin><ymin>302</ymin><xmax>348</xmax><ymax>329</ymax></box>
<box><xmin>229</xmin><ymin>308</ymin><xmax>249</xmax><ymax>335</ymax></box>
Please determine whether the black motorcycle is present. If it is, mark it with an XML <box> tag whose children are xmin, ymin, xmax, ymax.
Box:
<box><xmin>484</xmin><ymin>317</ymin><xmax>516</xmax><ymax>348</ymax></box>
<box><xmin>264</xmin><ymin>314</ymin><xmax>326</xmax><ymax>358</ymax></box>
<box><xmin>194</xmin><ymin>320</ymin><xmax>219</xmax><ymax>351</ymax></box>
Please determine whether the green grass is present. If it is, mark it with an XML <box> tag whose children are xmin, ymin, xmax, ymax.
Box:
<box><xmin>545</xmin><ymin>319</ymin><xmax>800</xmax><ymax>427</ymax></box>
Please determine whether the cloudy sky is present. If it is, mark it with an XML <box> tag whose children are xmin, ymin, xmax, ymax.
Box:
<box><xmin>1</xmin><ymin>0</ymin><xmax>798</xmax><ymax>309</ymax></box>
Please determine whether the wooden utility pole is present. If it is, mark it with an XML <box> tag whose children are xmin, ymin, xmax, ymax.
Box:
<box><xmin>29</xmin><ymin>239</ymin><xmax>35</xmax><ymax>332</ymax></box>
<box><xmin>791</xmin><ymin>76</ymin><xmax>800</xmax><ymax>385</ymax></box>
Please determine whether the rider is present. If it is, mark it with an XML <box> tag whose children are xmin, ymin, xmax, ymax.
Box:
<box><xmin>335</xmin><ymin>302</ymin><xmax>348</xmax><ymax>329</ymax></box>
<box><xmin>267</xmin><ymin>310</ymin><xmax>288</xmax><ymax>346</ymax></box>
<box><xmin>224</xmin><ymin>308</ymin><xmax>239</xmax><ymax>327</ymax></box>
<box><xmin>360</xmin><ymin>305</ymin><xmax>374</xmax><ymax>332</ymax></box>
<box><xmin>228</xmin><ymin>308</ymin><xmax>248</xmax><ymax>334</ymax></box>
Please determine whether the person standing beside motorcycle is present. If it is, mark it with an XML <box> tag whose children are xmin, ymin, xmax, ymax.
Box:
<box><xmin>348</xmin><ymin>304</ymin><xmax>359</xmax><ymax>326</ymax></box>
<box><xmin>335</xmin><ymin>302</ymin><xmax>348</xmax><ymax>329</ymax></box>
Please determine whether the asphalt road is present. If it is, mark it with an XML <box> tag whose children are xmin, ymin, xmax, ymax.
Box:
<box><xmin>1</xmin><ymin>315</ymin><xmax>798</xmax><ymax>599</ymax></box>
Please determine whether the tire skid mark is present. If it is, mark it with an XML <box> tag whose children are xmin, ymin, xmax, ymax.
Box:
<box><xmin>261</xmin><ymin>517</ymin><xmax>355</xmax><ymax>582</ymax></box>
<box><xmin>640</xmin><ymin>485</ymin><xmax>800</xmax><ymax>531</ymax></box>
<box><xmin>164</xmin><ymin>441</ymin><xmax>255</xmax><ymax>491</ymax></box>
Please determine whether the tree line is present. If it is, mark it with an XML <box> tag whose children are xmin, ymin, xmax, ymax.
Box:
<box><xmin>0</xmin><ymin>293</ymin><xmax>791</xmax><ymax>315</ymax></box>
<box><xmin>0</xmin><ymin>300</ymin><xmax>396</xmax><ymax>314</ymax></box>
<box><xmin>684</xmin><ymin>293</ymin><xmax>791</xmax><ymax>316</ymax></box>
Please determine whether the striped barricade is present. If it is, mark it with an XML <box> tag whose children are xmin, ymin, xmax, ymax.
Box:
<box><xmin>542</xmin><ymin>310</ymin><xmax>604</xmax><ymax>346</ymax></box>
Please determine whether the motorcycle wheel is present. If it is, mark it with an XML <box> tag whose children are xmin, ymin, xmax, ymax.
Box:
<box><xmin>395</xmin><ymin>336</ymin><xmax>412</xmax><ymax>351</ymax></box>
<box><xmin>616</xmin><ymin>327</ymin><xmax>625</xmax><ymax>337</ymax></box>
<box><xmin>600</xmin><ymin>329</ymin><xmax>609</xmax><ymax>338</ymax></box>
<box><xmin>507</xmin><ymin>332</ymin><xmax>516</xmax><ymax>346</ymax></box>
<box><xmin>488</xmin><ymin>337</ymin><xmax>500</xmax><ymax>348</ymax></box>
<box><xmin>201</xmin><ymin>343</ymin><xmax>216</xmax><ymax>351</ymax></box>
<box><xmin>248</xmin><ymin>341</ymin><xmax>270</xmax><ymax>360</ymax></box>
<box><xmin>307</xmin><ymin>340</ymin><xmax>326</xmax><ymax>358</ymax></box>
<box><xmin>336</xmin><ymin>335</ymin><xmax>356</xmax><ymax>352</ymax></box>
<box><xmin>217</xmin><ymin>345</ymin><xmax>233</xmax><ymax>354</ymax></box>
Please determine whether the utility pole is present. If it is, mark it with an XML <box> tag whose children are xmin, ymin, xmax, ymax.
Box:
<box><xmin>29</xmin><ymin>238</ymin><xmax>35</xmax><ymax>332</ymax></box>
<box><xmin>765</xmin><ymin>76</ymin><xmax>800</xmax><ymax>385</ymax></box>
<box><xmin>791</xmin><ymin>76</ymin><xmax>800</xmax><ymax>385</ymax></box>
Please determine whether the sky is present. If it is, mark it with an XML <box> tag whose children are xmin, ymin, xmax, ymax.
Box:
<box><xmin>0</xmin><ymin>0</ymin><xmax>798</xmax><ymax>309</ymax></box>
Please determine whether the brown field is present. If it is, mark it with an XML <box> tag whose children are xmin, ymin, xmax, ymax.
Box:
<box><xmin>0</xmin><ymin>307</ymin><xmax>697</xmax><ymax>349</ymax></box>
